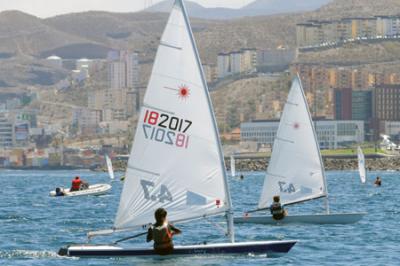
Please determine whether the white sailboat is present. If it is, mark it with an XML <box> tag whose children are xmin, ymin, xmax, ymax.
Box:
<box><xmin>230</xmin><ymin>154</ymin><xmax>236</xmax><ymax>177</ymax></box>
<box><xmin>105</xmin><ymin>154</ymin><xmax>115</xmax><ymax>180</ymax></box>
<box><xmin>235</xmin><ymin>76</ymin><xmax>366</xmax><ymax>225</ymax></box>
<box><xmin>58</xmin><ymin>0</ymin><xmax>296</xmax><ymax>257</ymax></box>
<box><xmin>357</xmin><ymin>146</ymin><xmax>366</xmax><ymax>184</ymax></box>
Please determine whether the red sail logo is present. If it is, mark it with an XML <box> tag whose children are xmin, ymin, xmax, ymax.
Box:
<box><xmin>178</xmin><ymin>85</ymin><xmax>190</xmax><ymax>100</ymax></box>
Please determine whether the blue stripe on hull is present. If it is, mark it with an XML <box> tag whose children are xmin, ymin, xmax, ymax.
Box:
<box><xmin>62</xmin><ymin>241</ymin><xmax>296</xmax><ymax>257</ymax></box>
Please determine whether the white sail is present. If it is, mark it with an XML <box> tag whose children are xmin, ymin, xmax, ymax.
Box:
<box><xmin>114</xmin><ymin>0</ymin><xmax>230</xmax><ymax>231</ymax></box>
<box><xmin>230</xmin><ymin>155</ymin><xmax>236</xmax><ymax>177</ymax></box>
<box><xmin>258</xmin><ymin>76</ymin><xmax>327</xmax><ymax>209</ymax></box>
<box><xmin>105</xmin><ymin>155</ymin><xmax>115</xmax><ymax>180</ymax></box>
<box><xmin>357</xmin><ymin>146</ymin><xmax>366</xmax><ymax>183</ymax></box>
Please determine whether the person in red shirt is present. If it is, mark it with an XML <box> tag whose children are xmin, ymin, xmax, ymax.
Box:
<box><xmin>70</xmin><ymin>176</ymin><xmax>82</xmax><ymax>191</ymax></box>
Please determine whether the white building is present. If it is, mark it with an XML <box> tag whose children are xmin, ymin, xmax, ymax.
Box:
<box><xmin>376</xmin><ymin>16</ymin><xmax>400</xmax><ymax>36</ymax></box>
<box><xmin>230</xmin><ymin>51</ymin><xmax>242</xmax><ymax>74</ymax></box>
<box><xmin>72</xmin><ymin>108</ymin><xmax>102</xmax><ymax>135</ymax></box>
<box><xmin>217</xmin><ymin>53</ymin><xmax>231</xmax><ymax>79</ymax></box>
<box><xmin>241</xmin><ymin>120</ymin><xmax>364</xmax><ymax>150</ymax></box>
<box><xmin>108</xmin><ymin>50</ymin><xmax>140</xmax><ymax>89</ymax></box>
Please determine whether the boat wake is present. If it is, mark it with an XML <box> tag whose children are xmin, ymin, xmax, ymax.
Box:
<box><xmin>0</xmin><ymin>250</ymin><xmax>60</xmax><ymax>259</ymax></box>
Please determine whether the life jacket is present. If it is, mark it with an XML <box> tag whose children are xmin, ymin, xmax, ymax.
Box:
<box><xmin>152</xmin><ymin>224</ymin><xmax>173</xmax><ymax>250</ymax></box>
<box><xmin>71</xmin><ymin>179</ymin><xmax>82</xmax><ymax>190</ymax></box>
<box><xmin>270</xmin><ymin>202</ymin><xmax>285</xmax><ymax>220</ymax></box>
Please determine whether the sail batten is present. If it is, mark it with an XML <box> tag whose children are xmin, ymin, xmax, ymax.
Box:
<box><xmin>114</xmin><ymin>0</ymin><xmax>231</xmax><ymax>232</ymax></box>
<box><xmin>258</xmin><ymin>76</ymin><xmax>327</xmax><ymax>209</ymax></box>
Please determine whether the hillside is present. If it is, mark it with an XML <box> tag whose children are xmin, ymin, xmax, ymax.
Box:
<box><xmin>212</xmin><ymin>75</ymin><xmax>290</xmax><ymax>131</ymax></box>
<box><xmin>315</xmin><ymin>0</ymin><xmax>400</xmax><ymax>18</ymax></box>
<box><xmin>0</xmin><ymin>0</ymin><xmax>400</xmax><ymax>87</ymax></box>
<box><xmin>146</xmin><ymin>0</ymin><xmax>332</xmax><ymax>19</ymax></box>
<box><xmin>45</xmin><ymin>11</ymin><xmax>299</xmax><ymax>63</ymax></box>
<box><xmin>0</xmin><ymin>10</ymin><xmax>92</xmax><ymax>57</ymax></box>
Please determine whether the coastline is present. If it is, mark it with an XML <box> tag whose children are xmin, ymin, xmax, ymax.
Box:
<box><xmin>3</xmin><ymin>155</ymin><xmax>400</xmax><ymax>172</ymax></box>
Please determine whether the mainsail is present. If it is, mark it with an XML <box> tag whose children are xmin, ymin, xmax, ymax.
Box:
<box><xmin>357</xmin><ymin>146</ymin><xmax>366</xmax><ymax>183</ymax></box>
<box><xmin>105</xmin><ymin>155</ymin><xmax>115</xmax><ymax>180</ymax></box>
<box><xmin>258</xmin><ymin>76</ymin><xmax>327</xmax><ymax>209</ymax></box>
<box><xmin>230</xmin><ymin>155</ymin><xmax>236</xmax><ymax>177</ymax></box>
<box><xmin>114</xmin><ymin>0</ymin><xmax>231</xmax><ymax>232</ymax></box>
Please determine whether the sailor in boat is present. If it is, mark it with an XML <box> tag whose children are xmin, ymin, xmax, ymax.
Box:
<box><xmin>270</xmin><ymin>195</ymin><xmax>287</xmax><ymax>220</ymax></box>
<box><xmin>146</xmin><ymin>208</ymin><xmax>182</xmax><ymax>255</ymax></box>
<box><xmin>55</xmin><ymin>187</ymin><xmax>65</xmax><ymax>197</ymax></box>
<box><xmin>374</xmin><ymin>176</ymin><xmax>382</xmax><ymax>187</ymax></box>
<box><xmin>70</xmin><ymin>176</ymin><xmax>89</xmax><ymax>192</ymax></box>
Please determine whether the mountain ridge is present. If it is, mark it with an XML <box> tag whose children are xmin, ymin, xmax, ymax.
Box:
<box><xmin>145</xmin><ymin>0</ymin><xmax>332</xmax><ymax>19</ymax></box>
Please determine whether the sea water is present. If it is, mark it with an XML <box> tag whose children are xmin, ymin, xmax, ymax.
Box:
<box><xmin>0</xmin><ymin>170</ymin><xmax>398</xmax><ymax>265</ymax></box>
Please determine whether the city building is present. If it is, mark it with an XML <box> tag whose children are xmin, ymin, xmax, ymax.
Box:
<box><xmin>257</xmin><ymin>47</ymin><xmax>295</xmax><ymax>71</ymax></box>
<box><xmin>296</xmin><ymin>16</ymin><xmax>400</xmax><ymax>47</ymax></box>
<box><xmin>202</xmin><ymin>64</ymin><xmax>218</xmax><ymax>83</ymax></box>
<box><xmin>0</xmin><ymin>114</ymin><xmax>14</xmax><ymax>148</ymax></box>
<box><xmin>217</xmin><ymin>53</ymin><xmax>230</xmax><ymax>78</ymax></box>
<box><xmin>380</xmin><ymin>120</ymin><xmax>400</xmax><ymax>140</ymax></box>
<box><xmin>230</xmin><ymin>51</ymin><xmax>242</xmax><ymax>74</ymax></box>
<box><xmin>88</xmin><ymin>88</ymin><xmax>137</xmax><ymax>120</ymax></box>
<box><xmin>240</xmin><ymin>48</ymin><xmax>257</xmax><ymax>73</ymax></box>
<box><xmin>334</xmin><ymin>88</ymin><xmax>373</xmax><ymax>121</ymax></box>
<box><xmin>373</xmin><ymin>85</ymin><xmax>400</xmax><ymax>121</ymax></box>
<box><xmin>107</xmin><ymin>50</ymin><xmax>140</xmax><ymax>89</ymax></box>
<box><xmin>217</xmin><ymin>49</ymin><xmax>258</xmax><ymax>79</ymax></box>
<box><xmin>376</xmin><ymin>16</ymin><xmax>400</xmax><ymax>36</ymax></box>
<box><xmin>296</xmin><ymin>22</ymin><xmax>324</xmax><ymax>47</ymax></box>
<box><xmin>72</xmin><ymin>108</ymin><xmax>102</xmax><ymax>135</ymax></box>
<box><xmin>241</xmin><ymin>119</ymin><xmax>364</xmax><ymax>149</ymax></box>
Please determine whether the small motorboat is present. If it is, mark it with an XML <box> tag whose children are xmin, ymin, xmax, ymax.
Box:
<box><xmin>49</xmin><ymin>184</ymin><xmax>111</xmax><ymax>197</ymax></box>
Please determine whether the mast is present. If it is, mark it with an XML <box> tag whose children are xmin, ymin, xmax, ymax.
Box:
<box><xmin>178</xmin><ymin>0</ymin><xmax>235</xmax><ymax>242</ymax></box>
<box><xmin>297</xmin><ymin>74</ymin><xmax>330</xmax><ymax>214</ymax></box>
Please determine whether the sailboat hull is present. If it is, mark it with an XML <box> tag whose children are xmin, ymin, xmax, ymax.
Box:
<box><xmin>234</xmin><ymin>213</ymin><xmax>366</xmax><ymax>225</ymax></box>
<box><xmin>58</xmin><ymin>240</ymin><xmax>297</xmax><ymax>257</ymax></box>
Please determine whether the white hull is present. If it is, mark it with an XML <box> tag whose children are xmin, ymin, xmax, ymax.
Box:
<box><xmin>59</xmin><ymin>240</ymin><xmax>297</xmax><ymax>257</ymax></box>
<box><xmin>234</xmin><ymin>212</ymin><xmax>366</xmax><ymax>225</ymax></box>
<box><xmin>50</xmin><ymin>184</ymin><xmax>111</xmax><ymax>197</ymax></box>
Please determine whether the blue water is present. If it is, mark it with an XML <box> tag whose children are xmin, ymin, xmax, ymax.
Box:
<box><xmin>0</xmin><ymin>170</ymin><xmax>398</xmax><ymax>265</ymax></box>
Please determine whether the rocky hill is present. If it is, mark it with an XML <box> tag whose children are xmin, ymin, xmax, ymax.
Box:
<box><xmin>147</xmin><ymin>0</ymin><xmax>331</xmax><ymax>19</ymax></box>
<box><xmin>0</xmin><ymin>0</ymin><xmax>400</xmax><ymax>88</ymax></box>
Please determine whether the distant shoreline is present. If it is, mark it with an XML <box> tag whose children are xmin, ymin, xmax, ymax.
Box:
<box><xmin>3</xmin><ymin>154</ymin><xmax>400</xmax><ymax>172</ymax></box>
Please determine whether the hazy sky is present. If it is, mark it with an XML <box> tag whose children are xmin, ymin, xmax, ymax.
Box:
<box><xmin>0</xmin><ymin>0</ymin><xmax>254</xmax><ymax>18</ymax></box>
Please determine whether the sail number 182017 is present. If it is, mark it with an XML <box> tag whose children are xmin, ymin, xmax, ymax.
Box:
<box><xmin>142</xmin><ymin>109</ymin><xmax>192</xmax><ymax>149</ymax></box>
